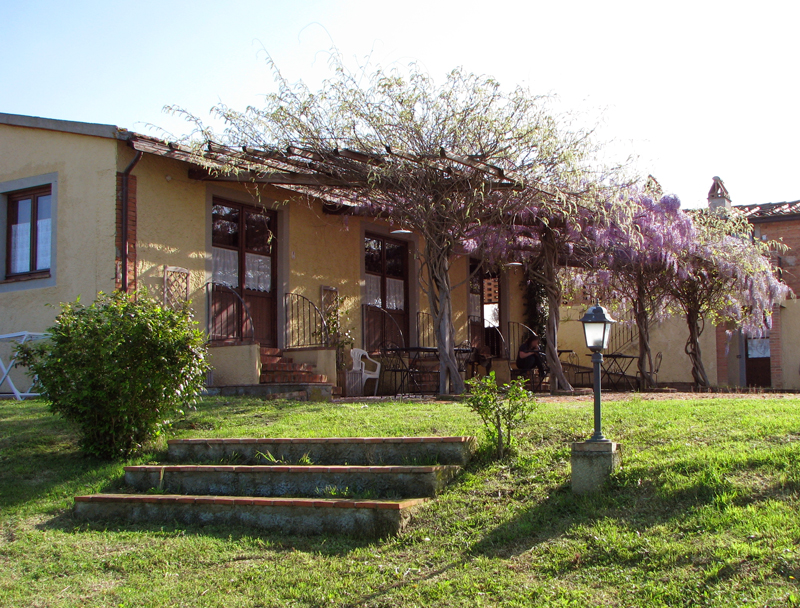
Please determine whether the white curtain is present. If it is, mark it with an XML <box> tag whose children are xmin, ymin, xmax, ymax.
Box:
<box><xmin>212</xmin><ymin>247</ymin><xmax>239</xmax><ymax>288</ymax></box>
<box><xmin>747</xmin><ymin>338</ymin><xmax>770</xmax><ymax>358</ymax></box>
<box><xmin>365</xmin><ymin>274</ymin><xmax>381</xmax><ymax>307</ymax></box>
<box><xmin>386</xmin><ymin>277</ymin><xmax>405</xmax><ymax>310</ymax></box>
<box><xmin>245</xmin><ymin>253</ymin><xmax>271</xmax><ymax>292</ymax></box>
<box><xmin>36</xmin><ymin>217</ymin><xmax>51</xmax><ymax>270</ymax></box>
<box><xmin>35</xmin><ymin>195</ymin><xmax>52</xmax><ymax>271</ymax></box>
<box><xmin>10</xmin><ymin>223</ymin><xmax>30</xmax><ymax>274</ymax></box>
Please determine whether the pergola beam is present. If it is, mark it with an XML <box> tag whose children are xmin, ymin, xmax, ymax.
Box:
<box><xmin>187</xmin><ymin>168</ymin><xmax>350</xmax><ymax>186</ymax></box>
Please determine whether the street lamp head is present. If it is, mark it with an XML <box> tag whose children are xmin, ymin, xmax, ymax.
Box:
<box><xmin>579</xmin><ymin>304</ymin><xmax>616</xmax><ymax>352</ymax></box>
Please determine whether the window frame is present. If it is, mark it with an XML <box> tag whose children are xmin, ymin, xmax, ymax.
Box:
<box><xmin>6</xmin><ymin>185</ymin><xmax>52</xmax><ymax>279</ymax></box>
<box><xmin>364</xmin><ymin>233</ymin><xmax>408</xmax><ymax>311</ymax></box>
<box><xmin>211</xmin><ymin>198</ymin><xmax>277</xmax><ymax>294</ymax></box>
<box><xmin>0</xmin><ymin>173</ymin><xmax>58</xmax><ymax>291</ymax></box>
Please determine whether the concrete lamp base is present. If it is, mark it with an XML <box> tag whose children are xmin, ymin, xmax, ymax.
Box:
<box><xmin>570</xmin><ymin>441</ymin><xmax>621</xmax><ymax>495</ymax></box>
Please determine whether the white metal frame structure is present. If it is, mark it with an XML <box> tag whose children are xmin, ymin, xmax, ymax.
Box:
<box><xmin>0</xmin><ymin>331</ymin><xmax>47</xmax><ymax>400</ymax></box>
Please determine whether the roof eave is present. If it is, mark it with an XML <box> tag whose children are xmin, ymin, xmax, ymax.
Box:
<box><xmin>0</xmin><ymin>112</ymin><xmax>125</xmax><ymax>140</ymax></box>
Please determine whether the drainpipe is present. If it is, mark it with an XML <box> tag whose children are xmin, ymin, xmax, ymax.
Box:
<box><xmin>120</xmin><ymin>151</ymin><xmax>143</xmax><ymax>292</ymax></box>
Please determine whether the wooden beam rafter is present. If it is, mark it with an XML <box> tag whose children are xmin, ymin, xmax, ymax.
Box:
<box><xmin>187</xmin><ymin>168</ymin><xmax>350</xmax><ymax>186</ymax></box>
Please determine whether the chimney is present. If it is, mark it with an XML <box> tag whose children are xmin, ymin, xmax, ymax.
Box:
<box><xmin>708</xmin><ymin>176</ymin><xmax>731</xmax><ymax>211</ymax></box>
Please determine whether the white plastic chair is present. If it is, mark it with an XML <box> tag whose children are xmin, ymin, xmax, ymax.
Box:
<box><xmin>350</xmin><ymin>348</ymin><xmax>382</xmax><ymax>396</ymax></box>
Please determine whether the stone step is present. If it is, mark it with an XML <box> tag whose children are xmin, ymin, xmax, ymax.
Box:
<box><xmin>259</xmin><ymin>371</ymin><xmax>328</xmax><ymax>384</ymax></box>
<box><xmin>74</xmin><ymin>436</ymin><xmax>475</xmax><ymax>537</ymax></box>
<box><xmin>167</xmin><ymin>436</ymin><xmax>477</xmax><ymax>466</ymax></box>
<box><xmin>123</xmin><ymin>464</ymin><xmax>461</xmax><ymax>498</ymax></box>
<box><xmin>261</xmin><ymin>362</ymin><xmax>315</xmax><ymax>372</ymax></box>
<box><xmin>74</xmin><ymin>494</ymin><xmax>425</xmax><ymax>538</ymax></box>
<box><xmin>260</xmin><ymin>347</ymin><xmax>282</xmax><ymax>357</ymax></box>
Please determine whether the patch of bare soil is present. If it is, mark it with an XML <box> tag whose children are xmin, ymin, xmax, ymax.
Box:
<box><xmin>535</xmin><ymin>390</ymin><xmax>800</xmax><ymax>404</ymax></box>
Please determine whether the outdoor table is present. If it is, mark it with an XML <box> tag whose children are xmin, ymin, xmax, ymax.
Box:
<box><xmin>384</xmin><ymin>346</ymin><xmax>471</xmax><ymax>394</ymax></box>
<box><xmin>586</xmin><ymin>352</ymin><xmax>637</xmax><ymax>390</ymax></box>
<box><xmin>0</xmin><ymin>331</ymin><xmax>47</xmax><ymax>400</ymax></box>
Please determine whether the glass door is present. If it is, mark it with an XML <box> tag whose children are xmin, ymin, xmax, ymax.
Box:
<box><xmin>211</xmin><ymin>199</ymin><xmax>277</xmax><ymax>346</ymax></box>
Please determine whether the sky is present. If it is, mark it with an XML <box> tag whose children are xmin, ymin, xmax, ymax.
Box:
<box><xmin>2</xmin><ymin>0</ymin><xmax>798</xmax><ymax>209</ymax></box>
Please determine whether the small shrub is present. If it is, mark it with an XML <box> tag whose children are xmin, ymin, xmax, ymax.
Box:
<box><xmin>465</xmin><ymin>371</ymin><xmax>535</xmax><ymax>459</ymax></box>
<box><xmin>17</xmin><ymin>291</ymin><xmax>208</xmax><ymax>459</ymax></box>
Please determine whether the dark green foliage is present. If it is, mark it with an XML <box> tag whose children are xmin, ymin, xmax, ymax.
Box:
<box><xmin>16</xmin><ymin>291</ymin><xmax>208</xmax><ymax>459</ymax></box>
<box><xmin>521</xmin><ymin>277</ymin><xmax>548</xmax><ymax>338</ymax></box>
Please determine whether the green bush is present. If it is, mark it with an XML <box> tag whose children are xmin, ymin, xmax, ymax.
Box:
<box><xmin>17</xmin><ymin>291</ymin><xmax>209</xmax><ymax>459</ymax></box>
<box><xmin>465</xmin><ymin>372</ymin><xmax>534</xmax><ymax>459</ymax></box>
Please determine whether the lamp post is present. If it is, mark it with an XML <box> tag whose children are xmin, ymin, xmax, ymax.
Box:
<box><xmin>579</xmin><ymin>303</ymin><xmax>616</xmax><ymax>443</ymax></box>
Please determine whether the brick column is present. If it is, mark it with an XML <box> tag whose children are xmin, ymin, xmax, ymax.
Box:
<box><xmin>769</xmin><ymin>304</ymin><xmax>783</xmax><ymax>389</ymax></box>
<box><xmin>115</xmin><ymin>173</ymin><xmax>137</xmax><ymax>292</ymax></box>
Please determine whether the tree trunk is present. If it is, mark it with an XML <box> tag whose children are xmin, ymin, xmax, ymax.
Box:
<box><xmin>425</xmin><ymin>243</ymin><xmax>464</xmax><ymax>395</ymax></box>
<box><xmin>540</xmin><ymin>231</ymin><xmax>573</xmax><ymax>393</ymax></box>
<box><xmin>635</xmin><ymin>319</ymin><xmax>655</xmax><ymax>389</ymax></box>
<box><xmin>634</xmin><ymin>281</ymin><xmax>656</xmax><ymax>389</ymax></box>
<box><xmin>496</xmin><ymin>413</ymin><xmax>504</xmax><ymax>459</ymax></box>
<box><xmin>684</xmin><ymin>307</ymin><xmax>710</xmax><ymax>388</ymax></box>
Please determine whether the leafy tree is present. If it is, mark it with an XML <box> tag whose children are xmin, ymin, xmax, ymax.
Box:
<box><xmin>468</xmin><ymin>189</ymin><xmax>629</xmax><ymax>392</ymax></box>
<box><xmin>17</xmin><ymin>292</ymin><xmax>208</xmax><ymax>458</ymax></box>
<box><xmin>171</xmin><ymin>53</ymin><xmax>611</xmax><ymax>394</ymax></box>
<box><xmin>583</xmin><ymin>182</ymin><xmax>788</xmax><ymax>389</ymax></box>
<box><xmin>590</xmin><ymin>183</ymin><xmax>694</xmax><ymax>388</ymax></box>
<box><xmin>518</xmin><ymin>216</ymin><xmax>585</xmax><ymax>391</ymax></box>
<box><xmin>668</xmin><ymin>209</ymin><xmax>789</xmax><ymax>387</ymax></box>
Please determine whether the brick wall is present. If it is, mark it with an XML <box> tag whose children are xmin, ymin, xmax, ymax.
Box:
<box><xmin>757</xmin><ymin>217</ymin><xmax>800</xmax><ymax>295</ymax></box>
<box><xmin>769</xmin><ymin>303</ymin><xmax>783</xmax><ymax>389</ymax></box>
<box><xmin>115</xmin><ymin>173</ymin><xmax>137</xmax><ymax>292</ymax></box>
<box><xmin>754</xmin><ymin>216</ymin><xmax>800</xmax><ymax>389</ymax></box>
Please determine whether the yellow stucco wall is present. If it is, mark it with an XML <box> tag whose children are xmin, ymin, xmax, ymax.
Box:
<box><xmin>505</xmin><ymin>266</ymin><xmax>527</xmax><ymax>330</ymax></box>
<box><xmin>286</xmin><ymin>347</ymin><xmax>337</xmax><ymax>385</ymax></box>
<box><xmin>556</xmin><ymin>305</ymin><xmax>718</xmax><ymax>386</ymax></box>
<box><xmin>780</xmin><ymin>299</ymin><xmax>800</xmax><ymax>390</ymax></box>
<box><xmin>647</xmin><ymin>316</ymin><xmax>717</xmax><ymax>385</ymax></box>
<box><xmin>129</xmin><ymin>151</ymin><xmax>208</xmax><ymax>315</ymax></box>
<box><xmin>208</xmin><ymin>343</ymin><xmax>261</xmax><ymax>386</ymax></box>
<box><xmin>0</xmin><ymin>125</ymin><xmax>735</xmax><ymax>391</ymax></box>
<box><xmin>0</xmin><ymin>124</ymin><xmax>118</xmax><ymax>335</ymax></box>
<box><xmin>287</xmin><ymin>198</ymin><xmax>363</xmax><ymax>347</ymax></box>
<box><xmin>129</xmin><ymin>151</ymin><xmax>300</xmax><ymax>331</ymax></box>
<box><xmin>450</xmin><ymin>255</ymin><xmax>470</xmax><ymax>345</ymax></box>
<box><xmin>284</xmin><ymin>205</ymin><xmax>477</xmax><ymax>350</ymax></box>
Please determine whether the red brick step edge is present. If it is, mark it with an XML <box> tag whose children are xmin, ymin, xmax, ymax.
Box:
<box><xmin>124</xmin><ymin>465</ymin><xmax>459</xmax><ymax>474</ymax></box>
<box><xmin>74</xmin><ymin>494</ymin><xmax>427</xmax><ymax>510</ymax></box>
<box><xmin>167</xmin><ymin>436</ymin><xmax>474</xmax><ymax>445</ymax></box>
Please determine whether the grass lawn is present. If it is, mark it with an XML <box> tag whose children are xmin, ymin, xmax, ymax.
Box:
<box><xmin>1</xmin><ymin>392</ymin><xmax>799</xmax><ymax>607</ymax></box>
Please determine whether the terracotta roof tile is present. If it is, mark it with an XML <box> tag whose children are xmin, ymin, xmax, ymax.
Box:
<box><xmin>735</xmin><ymin>201</ymin><xmax>800</xmax><ymax>219</ymax></box>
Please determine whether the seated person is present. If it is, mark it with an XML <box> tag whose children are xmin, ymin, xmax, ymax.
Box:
<box><xmin>516</xmin><ymin>334</ymin><xmax>547</xmax><ymax>377</ymax></box>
